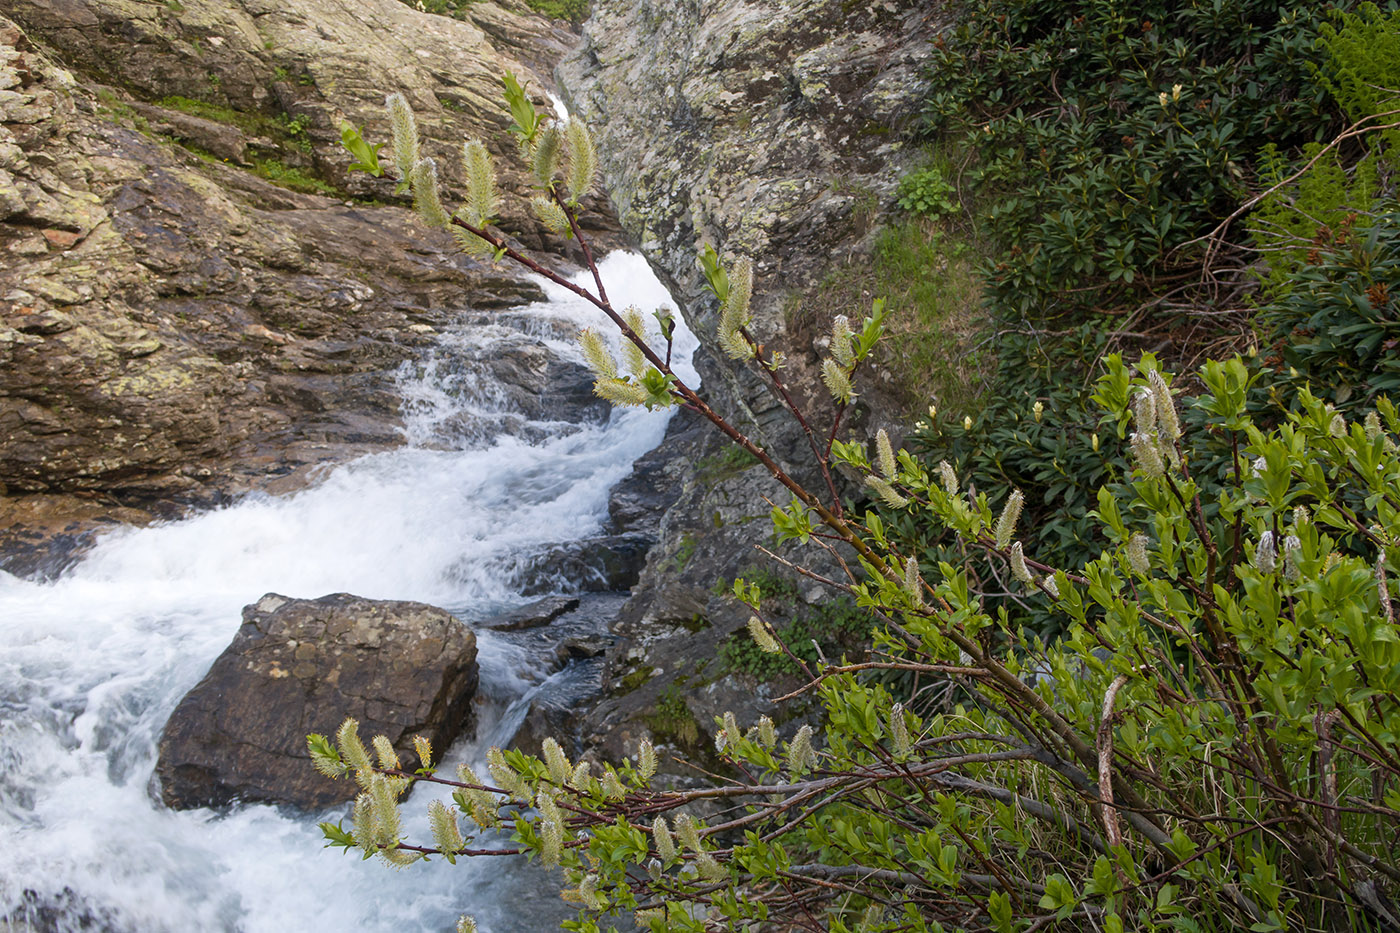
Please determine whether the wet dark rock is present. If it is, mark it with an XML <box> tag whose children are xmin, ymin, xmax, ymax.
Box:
<box><xmin>155</xmin><ymin>592</ymin><xmax>478</xmax><ymax>811</ymax></box>
<box><xmin>478</xmin><ymin>595</ymin><xmax>581</xmax><ymax>631</ymax></box>
<box><xmin>513</xmin><ymin>533</ymin><xmax>654</xmax><ymax>596</ymax></box>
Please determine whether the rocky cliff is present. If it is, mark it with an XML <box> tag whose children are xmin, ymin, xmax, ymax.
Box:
<box><xmin>553</xmin><ymin>0</ymin><xmax>943</xmax><ymax>771</ymax></box>
<box><xmin>0</xmin><ymin>0</ymin><xmax>612</xmax><ymax>572</ymax></box>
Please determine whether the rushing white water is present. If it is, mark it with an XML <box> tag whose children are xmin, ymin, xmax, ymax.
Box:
<box><xmin>0</xmin><ymin>252</ymin><xmax>697</xmax><ymax>933</ymax></box>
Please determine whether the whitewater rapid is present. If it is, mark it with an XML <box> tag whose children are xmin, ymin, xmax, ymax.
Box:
<box><xmin>0</xmin><ymin>253</ymin><xmax>697</xmax><ymax>933</ymax></box>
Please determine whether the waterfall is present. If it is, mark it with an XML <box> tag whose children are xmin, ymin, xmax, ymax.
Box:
<box><xmin>0</xmin><ymin>252</ymin><xmax>696</xmax><ymax>933</ymax></box>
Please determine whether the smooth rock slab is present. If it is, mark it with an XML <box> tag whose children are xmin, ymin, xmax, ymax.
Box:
<box><xmin>156</xmin><ymin>592</ymin><xmax>478</xmax><ymax>811</ymax></box>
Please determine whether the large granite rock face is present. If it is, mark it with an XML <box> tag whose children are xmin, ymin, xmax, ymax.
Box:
<box><xmin>555</xmin><ymin>0</ymin><xmax>944</xmax><ymax>770</ymax></box>
<box><xmin>156</xmin><ymin>592</ymin><xmax>479</xmax><ymax>811</ymax></box>
<box><xmin>0</xmin><ymin>3</ymin><xmax>613</xmax><ymax>571</ymax></box>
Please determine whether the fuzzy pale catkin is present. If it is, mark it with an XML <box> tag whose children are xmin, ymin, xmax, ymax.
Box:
<box><xmin>410</xmin><ymin>159</ymin><xmax>451</xmax><ymax>229</ymax></box>
<box><xmin>372</xmin><ymin>734</ymin><xmax>400</xmax><ymax>771</ymax></box>
<box><xmin>1127</xmin><ymin>533</ymin><xmax>1151</xmax><ymax>575</ymax></box>
<box><xmin>566</xmin><ymin>119</ymin><xmax>597</xmax><ymax>201</ymax></box>
<box><xmin>539</xmin><ymin>818</ymin><xmax>563</xmax><ymax>867</ymax></box>
<box><xmin>747</xmin><ymin>615</ymin><xmax>781</xmax><ymax>653</ymax></box>
<box><xmin>486</xmin><ymin>747</ymin><xmax>529</xmax><ymax>801</ymax></box>
<box><xmin>542</xmin><ymin>737</ymin><xmax>571</xmax><ymax>786</ymax></box>
<box><xmin>866</xmin><ymin>476</ymin><xmax>908</xmax><ymax>509</ymax></box>
<box><xmin>601</xmin><ymin>770</ymin><xmax>626</xmax><ymax>801</ymax></box>
<box><xmin>337</xmin><ymin>718</ymin><xmax>373</xmax><ymax>777</ymax></box>
<box><xmin>1254</xmin><ymin>531</ymin><xmax>1277</xmax><ymax>574</ymax></box>
<box><xmin>876</xmin><ymin>429</ymin><xmax>897</xmax><ymax>478</ymax></box>
<box><xmin>889</xmin><ymin>702</ymin><xmax>911</xmax><ymax>761</ymax></box>
<box><xmin>386</xmin><ymin>92</ymin><xmax>419</xmax><ymax>182</ymax></box>
<box><xmin>995</xmin><ymin>489</ymin><xmax>1024</xmax><ymax>549</ymax></box>
<box><xmin>1009</xmin><ymin>541</ymin><xmax>1033</xmax><ymax>584</ymax></box>
<box><xmin>830</xmin><ymin>315</ymin><xmax>855</xmax><ymax>368</ymax></box>
<box><xmin>621</xmin><ymin>306</ymin><xmax>648</xmax><ymax>375</ymax></box>
<box><xmin>352</xmin><ymin>792</ymin><xmax>376</xmax><ymax>852</ymax></box>
<box><xmin>674</xmin><ymin>813</ymin><xmax>703</xmax><ymax>854</ymax></box>
<box><xmin>457</xmin><ymin>917</ymin><xmax>478</xmax><ymax>933</ymax></box>
<box><xmin>1282</xmin><ymin>535</ymin><xmax>1302</xmax><ymax>582</ymax></box>
<box><xmin>1132</xmin><ymin>387</ymin><xmax>1156</xmax><ymax>433</ymax></box>
<box><xmin>1330</xmin><ymin>413</ymin><xmax>1347</xmax><ymax>437</ymax></box>
<box><xmin>461</xmin><ymin>140</ymin><xmax>498</xmax><ymax>227</ymax></box>
<box><xmin>787</xmin><ymin>724</ymin><xmax>815</xmax><ymax>776</ymax></box>
<box><xmin>428</xmin><ymin>799</ymin><xmax>465</xmax><ymax>855</ymax></box>
<box><xmin>531</xmin><ymin>195</ymin><xmax>570</xmax><ymax>234</ymax></box>
<box><xmin>578</xmin><ymin>329</ymin><xmax>618</xmax><ymax>381</ymax></box>
<box><xmin>637</xmin><ymin>740</ymin><xmax>657</xmax><ymax>782</ymax></box>
<box><xmin>412</xmin><ymin>735</ymin><xmax>432</xmax><ymax>770</ymax></box>
<box><xmin>569</xmin><ymin>761</ymin><xmax>591</xmax><ymax>791</ymax></box>
<box><xmin>821</xmin><ymin>358</ymin><xmax>854</xmax><ymax>403</ymax></box>
<box><xmin>368</xmin><ymin>773</ymin><xmax>403</xmax><ymax>849</ymax></box>
<box><xmin>1042</xmin><ymin>574</ymin><xmax>1060</xmax><ymax>599</ymax></box>
<box><xmin>594</xmin><ymin>378</ymin><xmax>650</xmax><ymax>407</ymax></box>
<box><xmin>1149</xmin><ymin>370</ymin><xmax>1181</xmax><ymax>443</ymax></box>
<box><xmin>532</xmin><ymin>123</ymin><xmax>562</xmax><ymax>187</ymax></box>
<box><xmin>1131</xmin><ymin>432</ymin><xmax>1165</xmax><ymax>478</ymax></box>
<box><xmin>1366</xmin><ymin>411</ymin><xmax>1383</xmax><ymax>439</ymax></box>
<box><xmin>652</xmin><ymin>816</ymin><xmax>676</xmax><ymax>861</ymax></box>
<box><xmin>903</xmin><ymin>555</ymin><xmax>924</xmax><ymax>606</ymax></box>
<box><xmin>757</xmin><ymin>715</ymin><xmax>777</xmax><ymax>748</ymax></box>
<box><xmin>938</xmin><ymin>460</ymin><xmax>958</xmax><ymax>496</ymax></box>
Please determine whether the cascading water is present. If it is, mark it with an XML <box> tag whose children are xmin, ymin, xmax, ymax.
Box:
<box><xmin>0</xmin><ymin>252</ymin><xmax>697</xmax><ymax>933</ymax></box>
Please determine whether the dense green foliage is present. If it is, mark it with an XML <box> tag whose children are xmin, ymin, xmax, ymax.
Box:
<box><xmin>920</xmin><ymin>0</ymin><xmax>1342</xmax><ymax>315</ymax></box>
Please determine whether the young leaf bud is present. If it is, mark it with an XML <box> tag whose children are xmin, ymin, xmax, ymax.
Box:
<box><xmin>876</xmin><ymin>429</ymin><xmax>897</xmax><ymax>479</ymax></box>
<box><xmin>995</xmin><ymin>489</ymin><xmax>1024</xmax><ymax>549</ymax></box>
<box><xmin>747</xmin><ymin>615</ymin><xmax>782</xmax><ymax>653</ymax></box>
<box><xmin>1009</xmin><ymin>541</ymin><xmax>1033</xmax><ymax>584</ymax></box>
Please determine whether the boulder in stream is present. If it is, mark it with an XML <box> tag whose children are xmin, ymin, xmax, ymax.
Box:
<box><xmin>156</xmin><ymin>592</ymin><xmax>478</xmax><ymax>811</ymax></box>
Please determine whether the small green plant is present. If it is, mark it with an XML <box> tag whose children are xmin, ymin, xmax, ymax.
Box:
<box><xmin>895</xmin><ymin>165</ymin><xmax>957</xmax><ymax>219</ymax></box>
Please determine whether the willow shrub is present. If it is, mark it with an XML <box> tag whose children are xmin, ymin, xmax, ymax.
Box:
<box><xmin>309</xmin><ymin>86</ymin><xmax>1400</xmax><ymax>932</ymax></box>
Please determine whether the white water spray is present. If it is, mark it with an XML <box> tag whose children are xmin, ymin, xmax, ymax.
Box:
<box><xmin>0</xmin><ymin>253</ymin><xmax>696</xmax><ymax>933</ymax></box>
